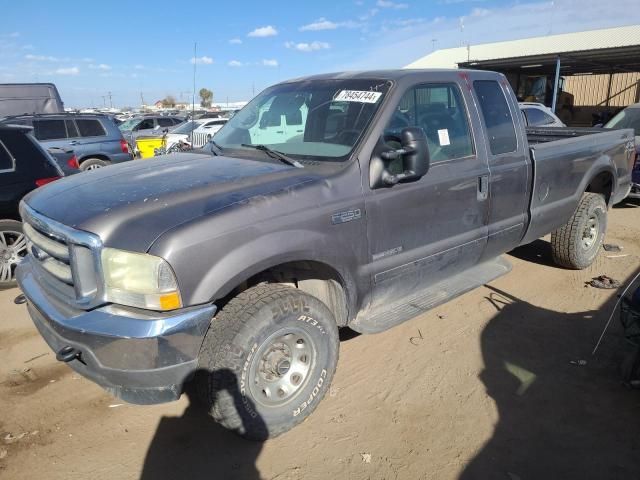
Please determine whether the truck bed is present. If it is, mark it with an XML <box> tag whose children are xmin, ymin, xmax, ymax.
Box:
<box><xmin>520</xmin><ymin>126</ymin><xmax>634</xmax><ymax>245</ymax></box>
<box><xmin>525</xmin><ymin>126</ymin><xmax>607</xmax><ymax>145</ymax></box>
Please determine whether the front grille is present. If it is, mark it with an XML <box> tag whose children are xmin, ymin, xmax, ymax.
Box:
<box><xmin>23</xmin><ymin>223</ymin><xmax>73</xmax><ymax>286</ymax></box>
<box><xmin>20</xmin><ymin>202</ymin><xmax>103</xmax><ymax>307</ymax></box>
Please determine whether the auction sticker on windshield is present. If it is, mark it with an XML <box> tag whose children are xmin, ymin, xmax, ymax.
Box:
<box><xmin>334</xmin><ymin>90</ymin><xmax>382</xmax><ymax>103</ymax></box>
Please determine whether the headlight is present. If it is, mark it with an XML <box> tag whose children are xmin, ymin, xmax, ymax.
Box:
<box><xmin>101</xmin><ymin>248</ymin><xmax>182</xmax><ymax>311</ymax></box>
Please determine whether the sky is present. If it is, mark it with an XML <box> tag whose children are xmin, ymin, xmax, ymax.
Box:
<box><xmin>1</xmin><ymin>0</ymin><xmax>639</xmax><ymax>108</ymax></box>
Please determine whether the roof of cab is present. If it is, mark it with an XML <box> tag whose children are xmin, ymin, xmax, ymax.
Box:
<box><xmin>279</xmin><ymin>68</ymin><xmax>483</xmax><ymax>84</ymax></box>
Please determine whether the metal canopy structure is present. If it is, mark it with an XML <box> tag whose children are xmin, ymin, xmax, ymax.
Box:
<box><xmin>458</xmin><ymin>44</ymin><xmax>640</xmax><ymax>76</ymax></box>
<box><xmin>406</xmin><ymin>25</ymin><xmax>640</xmax><ymax>113</ymax></box>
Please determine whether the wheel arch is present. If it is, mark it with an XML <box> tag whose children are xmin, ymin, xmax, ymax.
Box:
<box><xmin>210</xmin><ymin>258</ymin><xmax>354</xmax><ymax>327</ymax></box>
<box><xmin>78</xmin><ymin>153</ymin><xmax>111</xmax><ymax>164</ymax></box>
<box><xmin>584</xmin><ymin>168</ymin><xmax>615</xmax><ymax>206</ymax></box>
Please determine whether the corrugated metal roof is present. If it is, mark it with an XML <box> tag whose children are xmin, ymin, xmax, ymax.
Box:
<box><xmin>406</xmin><ymin>25</ymin><xmax>640</xmax><ymax>69</ymax></box>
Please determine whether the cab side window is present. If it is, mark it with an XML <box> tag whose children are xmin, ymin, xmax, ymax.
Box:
<box><xmin>384</xmin><ymin>83</ymin><xmax>474</xmax><ymax>163</ymax></box>
<box><xmin>473</xmin><ymin>80</ymin><xmax>518</xmax><ymax>155</ymax></box>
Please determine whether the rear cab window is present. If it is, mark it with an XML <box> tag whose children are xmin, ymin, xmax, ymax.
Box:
<box><xmin>76</xmin><ymin>119</ymin><xmax>107</xmax><ymax>137</ymax></box>
<box><xmin>473</xmin><ymin>80</ymin><xmax>518</xmax><ymax>155</ymax></box>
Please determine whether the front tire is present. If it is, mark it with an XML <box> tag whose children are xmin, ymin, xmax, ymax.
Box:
<box><xmin>196</xmin><ymin>284</ymin><xmax>339</xmax><ymax>440</ymax></box>
<box><xmin>551</xmin><ymin>192</ymin><xmax>607</xmax><ymax>269</ymax></box>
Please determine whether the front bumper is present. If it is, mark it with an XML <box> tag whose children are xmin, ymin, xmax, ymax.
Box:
<box><xmin>17</xmin><ymin>258</ymin><xmax>216</xmax><ymax>404</ymax></box>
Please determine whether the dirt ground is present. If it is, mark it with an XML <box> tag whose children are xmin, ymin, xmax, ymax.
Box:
<box><xmin>2</xmin><ymin>200</ymin><xmax>640</xmax><ymax>480</ymax></box>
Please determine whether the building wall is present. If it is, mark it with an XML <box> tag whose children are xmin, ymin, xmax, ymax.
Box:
<box><xmin>564</xmin><ymin>72</ymin><xmax>640</xmax><ymax>107</ymax></box>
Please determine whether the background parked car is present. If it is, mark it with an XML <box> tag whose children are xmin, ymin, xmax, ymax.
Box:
<box><xmin>519</xmin><ymin>102</ymin><xmax>566</xmax><ymax>127</ymax></box>
<box><xmin>0</xmin><ymin>113</ymin><xmax>132</xmax><ymax>171</ymax></box>
<box><xmin>191</xmin><ymin>118</ymin><xmax>228</xmax><ymax>147</ymax></box>
<box><xmin>605</xmin><ymin>103</ymin><xmax>640</xmax><ymax>199</ymax></box>
<box><xmin>118</xmin><ymin>115</ymin><xmax>184</xmax><ymax>144</ymax></box>
<box><xmin>0</xmin><ymin>124</ymin><xmax>65</xmax><ymax>287</ymax></box>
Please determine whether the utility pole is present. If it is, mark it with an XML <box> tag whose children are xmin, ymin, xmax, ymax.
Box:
<box><xmin>107</xmin><ymin>91</ymin><xmax>113</xmax><ymax>109</ymax></box>
<box><xmin>192</xmin><ymin>42</ymin><xmax>197</xmax><ymax>118</ymax></box>
<box><xmin>101</xmin><ymin>95</ymin><xmax>106</xmax><ymax>107</ymax></box>
<box><xmin>140</xmin><ymin>92</ymin><xmax>145</xmax><ymax>108</ymax></box>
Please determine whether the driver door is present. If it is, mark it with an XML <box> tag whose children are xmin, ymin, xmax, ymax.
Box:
<box><xmin>364</xmin><ymin>82</ymin><xmax>490</xmax><ymax>311</ymax></box>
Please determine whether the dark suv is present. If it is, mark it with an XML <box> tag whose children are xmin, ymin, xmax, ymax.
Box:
<box><xmin>0</xmin><ymin>124</ymin><xmax>64</xmax><ymax>287</ymax></box>
<box><xmin>1</xmin><ymin>113</ymin><xmax>133</xmax><ymax>171</ymax></box>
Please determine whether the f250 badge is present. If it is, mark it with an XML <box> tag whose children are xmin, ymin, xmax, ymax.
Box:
<box><xmin>331</xmin><ymin>208</ymin><xmax>362</xmax><ymax>225</ymax></box>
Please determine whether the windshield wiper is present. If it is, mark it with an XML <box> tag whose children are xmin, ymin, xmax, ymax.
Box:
<box><xmin>240</xmin><ymin>143</ymin><xmax>304</xmax><ymax>169</ymax></box>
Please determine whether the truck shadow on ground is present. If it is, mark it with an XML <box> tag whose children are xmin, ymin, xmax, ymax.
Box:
<box><xmin>140</xmin><ymin>369</ymin><xmax>265</xmax><ymax>480</ymax></box>
<box><xmin>508</xmin><ymin>239</ymin><xmax>557</xmax><ymax>268</ymax></box>
<box><xmin>612</xmin><ymin>198</ymin><xmax>639</xmax><ymax>209</ymax></box>
<box><xmin>460</xmin><ymin>282</ymin><xmax>640</xmax><ymax>480</ymax></box>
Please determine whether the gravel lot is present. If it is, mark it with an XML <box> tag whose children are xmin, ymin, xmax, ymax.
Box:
<box><xmin>1</xmin><ymin>199</ymin><xmax>640</xmax><ymax>480</ymax></box>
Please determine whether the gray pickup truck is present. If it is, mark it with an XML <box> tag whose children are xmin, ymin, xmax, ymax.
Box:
<box><xmin>16</xmin><ymin>70</ymin><xmax>635</xmax><ymax>439</ymax></box>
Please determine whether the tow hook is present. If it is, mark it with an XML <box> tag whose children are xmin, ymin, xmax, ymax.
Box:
<box><xmin>14</xmin><ymin>294</ymin><xmax>26</xmax><ymax>305</ymax></box>
<box><xmin>56</xmin><ymin>345</ymin><xmax>83</xmax><ymax>363</ymax></box>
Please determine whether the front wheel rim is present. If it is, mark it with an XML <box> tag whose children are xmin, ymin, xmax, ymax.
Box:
<box><xmin>0</xmin><ymin>230</ymin><xmax>27</xmax><ymax>283</ymax></box>
<box><xmin>248</xmin><ymin>327</ymin><xmax>316</xmax><ymax>408</ymax></box>
<box><xmin>582</xmin><ymin>214</ymin><xmax>600</xmax><ymax>249</ymax></box>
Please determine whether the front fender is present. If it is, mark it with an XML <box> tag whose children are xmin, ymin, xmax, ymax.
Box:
<box><xmin>193</xmin><ymin>229</ymin><xmax>359</xmax><ymax>307</ymax></box>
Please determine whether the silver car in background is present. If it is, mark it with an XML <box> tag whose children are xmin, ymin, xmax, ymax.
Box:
<box><xmin>519</xmin><ymin>102</ymin><xmax>566</xmax><ymax>127</ymax></box>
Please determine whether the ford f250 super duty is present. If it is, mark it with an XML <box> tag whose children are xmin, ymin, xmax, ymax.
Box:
<box><xmin>16</xmin><ymin>70</ymin><xmax>635</xmax><ymax>439</ymax></box>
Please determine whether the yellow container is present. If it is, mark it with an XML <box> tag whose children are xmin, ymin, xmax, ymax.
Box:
<box><xmin>135</xmin><ymin>136</ymin><xmax>165</xmax><ymax>159</ymax></box>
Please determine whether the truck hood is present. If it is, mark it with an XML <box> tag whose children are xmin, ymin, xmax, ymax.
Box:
<box><xmin>24</xmin><ymin>153</ymin><xmax>318</xmax><ymax>252</ymax></box>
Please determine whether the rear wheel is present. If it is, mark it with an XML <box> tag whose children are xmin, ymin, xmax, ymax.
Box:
<box><xmin>551</xmin><ymin>192</ymin><xmax>607</xmax><ymax>269</ymax></box>
<box><xmin>195</xmin><ymin>284</ymin><xmax>339</xmax><ymax>440</ymax></box>
<box><xmin>80</xmin><ymin>158</ymin><xmax>110</xmax><ymax>171</ymax></box>
<box><xmin>0</xmin><ymin>220</ymin><xmax>28</xmax><ymax>288</ymax></box>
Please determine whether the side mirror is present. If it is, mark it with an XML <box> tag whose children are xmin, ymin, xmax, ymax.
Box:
<box><xmin>370</xmin><ymin>127</ymin><xmax>430</xmax><ymax>188</ymax></box>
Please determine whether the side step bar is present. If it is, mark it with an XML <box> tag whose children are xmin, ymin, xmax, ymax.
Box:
<box><xmin>352</xmin><ymin>256</ymin><xmax>512</xmax><ymax>334</ymax></box>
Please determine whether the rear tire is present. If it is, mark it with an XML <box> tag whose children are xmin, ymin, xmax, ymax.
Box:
<box><xmin>195</xmin><ymin>284</ymin><xmax>339</xmax><ymax>440</ymax></box>
<box><xmin>550</xmin><ymin>192</ymin><xmax>607</xmax><ymax>269</ymax></box>
<box><xmin>80</xmin><ymin>158</ymin><xmax>110</xmax><ymax>171</ymax></box>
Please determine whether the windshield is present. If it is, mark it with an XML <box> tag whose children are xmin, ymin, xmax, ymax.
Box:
<box><xmin>171</xmin><ymin>120</ymin><xmax>199</xmax><ymax>134</ymax></box>
<box><xmin>213</xmin><ymin>79</ymin><xmax>390</xmax><ymax>161</ymax></box>
<box><xmin>605</xmin><ymin>107</ymin><xmax>640</xmax><ymax>136</ymax></box>
<box><xmin>118</xmin><ymin>118</ymin><xmax>139</xmax><ymax>131</ymax></box>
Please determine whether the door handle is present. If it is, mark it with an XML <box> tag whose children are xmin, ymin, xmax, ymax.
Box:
<box><xmin>69</xmin><ymin>140</ymin><xmax>78</xmax><ymax>145</ymax></box>
<box><xmin>477</xmin><ymin>175</ymin><xmax>489</xmax><ymax>201</ymax></box>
